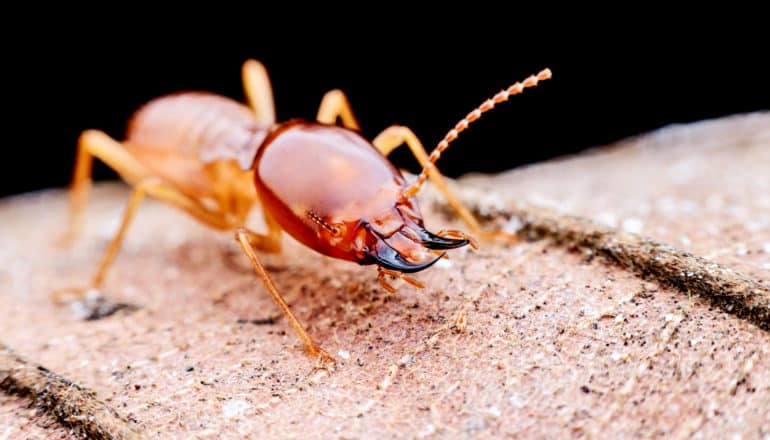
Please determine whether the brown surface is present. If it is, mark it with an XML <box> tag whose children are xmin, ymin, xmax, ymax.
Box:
<box><xmin>1</xmin><ymin>113</ymin><xmax>769</xmax><ymax>438</ymax></box>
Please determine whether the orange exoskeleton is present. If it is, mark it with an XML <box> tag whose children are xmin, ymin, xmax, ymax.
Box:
<box><xmin>62</xmin><ymin>60</ymin><xmax>551</xmax><ymax>363</ymax></box>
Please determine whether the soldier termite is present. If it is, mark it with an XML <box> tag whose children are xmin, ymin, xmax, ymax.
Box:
<box><xmin>61</xmin><ymin>60</ymin><xmax>551</xmax><ymax>363</ymax></box>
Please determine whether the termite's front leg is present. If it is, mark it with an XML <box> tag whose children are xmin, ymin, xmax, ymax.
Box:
<box><xmin>373</xmin><ymin>125</ymin><xmax>516</xmax><ymax>244</ymax></box>
<box><xmin>372</xmin><ymin>126</ymin><xmax>485</xmax><ymax>235</ymax></box>
<box><xmin>235</xmin><ymin>227</ymin><xmax>335</xmax><ymax>366</ymax></box>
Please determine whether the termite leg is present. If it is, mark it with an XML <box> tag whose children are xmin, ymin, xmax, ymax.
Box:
<box><xmin>377</xmin><ymin>267</ymin><xmax>425</xmax><ymax>294</ymax></box>
<box><xmin>213</xmin><ymin>210</ymin><xmax>283</xmax><ymax>303</ymax></box>
<box><xmin>377</xmin><ymin>269</ymin><xmax>397</xmax><ymax>293</ymax></box>
<box><xmin>54</xmin><ymin>178</ymin><xmax>232</xmax><ymax>303</ymax></box>
<box><xmin>373</xmin><ymin>126</ymin><xmax>483</xmax><ymax>237</ymax></box>
<box><xmin>236</xmin><ymin>228</ymin><xmax>335</xmax><ymax>365</ymax></box>
<box><xmin>241</xmin><ymin>59</ymin><xmax>276</xmax><ymax>124</ymax></box>
<box><xmin>316</xmin><ymin>89</ymin><xmax>360</xmax><ymax>130</ymax></box>
<box><xmin>61</xmin><ymin>130</ymin><xmax>152</xmax><ymax>245</ymax></box>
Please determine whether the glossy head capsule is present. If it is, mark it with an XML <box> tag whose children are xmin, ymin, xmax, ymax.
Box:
<box><xmin>253</xmin><ymin>120</ymin><xmax>468</xmax><ymax>271</ymax></box>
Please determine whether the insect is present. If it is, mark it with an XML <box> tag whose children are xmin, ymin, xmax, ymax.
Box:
<box><xmin>61</xmin><ymin>60</ymin><xmax>551</xmax><ymax>363</ymax></box>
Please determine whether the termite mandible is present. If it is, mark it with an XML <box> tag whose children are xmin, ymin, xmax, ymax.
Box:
<box><xmin>60</xmin><ymin>60</ymin><xmax>552</xmax><ymax>363</ymax></box>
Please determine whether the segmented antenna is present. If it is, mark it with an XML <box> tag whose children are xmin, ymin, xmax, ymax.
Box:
<box><xmin>403</xmin><ymin>68</ymin><xmax>552</xmax><ymax>198</ymax></box>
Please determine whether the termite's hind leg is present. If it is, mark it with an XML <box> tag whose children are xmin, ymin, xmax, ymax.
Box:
<box><xmin>61</xmin><ymin>130</ymin><xmax>151</xmax><ymax>246</ymax></box>
<box><xmin>242</xmin><ymin>59</ymin><xmax>276</xmax><ymax>124</ymax></box>
<box><xmin>316</xmin><ymin>89</ymin><xmax>360</xmax><ymax>130</ymax></box>
<box><xmin>373</xmin><ymin>125</ymin><xmax>487</xmax><ymax>240</ymax></box>
<box><xmin>55</xmin><ymin>179</ymin><xmax>231</xmax><ymax>303</ymax></box>
<box><xmin>235</xmin><ymin>227</ymin><xmax>334</xmax><ymax>365</ymax></box>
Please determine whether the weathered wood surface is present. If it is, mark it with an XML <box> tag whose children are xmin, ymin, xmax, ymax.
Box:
<box><xmin>1</xmin><ymin>113</ymin><xmax>768</xmax><ymax>438</ymax></box>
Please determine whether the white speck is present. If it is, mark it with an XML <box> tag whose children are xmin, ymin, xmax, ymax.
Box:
<box><xmin>398</xmin><ymin>355</ymin><xmax>414</xmax><ymax>367</ymax></box>
<box><xmin>157</xmin><ymin>348</ymin><xmax>179</xmax><ymax>360</ymax></box>
<box><xmin>509</xmin><ymin>393</ymin><xmax>525</xmax><ymax>408</ymax></box>
<box><xmin>486</xmin><ymin>406</ymin><xmax>501</xmax><ymax>418</ymax></box>
<box><xmin>69</xmin><ymin>289</ymin><xmax>104</xmax><ymax>320</ymax></box>
<box><xmin>337</xmin><ymin>350</ymin><xmax>350</xmax><ymax>360</ymax></box>
<box><xmin>582</xmin><ymin>305</ymin><xmax>598</xmax><ymax>318</ymax></box>
<box><xmin>664</xmin><ymin>314</ymin><xmax>674</xmax><ymax>322</ymax></box>
<box><xmin>735</xmin><ymin>246</ymin><xmax>748</xmax><ymax>256</ymax></box>
<box><xmin>310</xmin><ymin>370</ymin><xmax>328</xmax><ymax>385</ymax></box>
<box><xmin>502</xmin><ymin>216</ymin><xmax>524</xmax><ymax>233</ymax></box>
<box><xmin>434</xmin><ymin>258</ymin><xmax>453</xmax><ymax>269</ymax></box>
<box><xmin>622</xmin><ymin>218</ymin><xmax>643</xmax><ymax>234</ymax></box>
<box><xmin>763</xmin><ymin>243</ymin><xmax>770</xmax><ymax>254</ymax></box>
<box><xmin>610</xmin><ymin>352</ymin><xmax>622</xmax><ymax>361</ymax></box>
<box><xmin>417</xmin><ymin>424</ymin><xmax>436</xmax><ymax>438</ymax></box>
<box><xmin>595</xmin><ymin>212</ymin><xmax>618</xmax><ymax>228</ymax></box>
<box><xmin>679</xmin><ymin>236</ymin><xmax>691</xmax><ymax>246</ymax></box>
<box><xmin>619</xmin><ymin>375</ymin><xmax>636</xmax><ymax>395</ymax></box>
<box><xmin>614</xmin><ymin>314</ymin><xmax>624</xmax><ymax>323</ymax></box>
<box><xmin>84</xmin><ymin>289</ymin><xmax>101</xmax><ymax>300</ymax></box>
<box><xmin>762</xmin><ymin>263</ymin><xmax>770</xmax><ymax>270</ymax></box>
<box><xmin>222</xmin><ymin>399</ymin><xmax>250</xmax><ymax>418</ymax></box>
<box><xmin>358</xmin><ymin>399</ymin><xmax>376</xmax><ymax>414</ymax></box>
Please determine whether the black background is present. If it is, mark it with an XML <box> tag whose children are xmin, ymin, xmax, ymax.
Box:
<box><xmin>4</xmin><ymin>22</ymin><xmax>768</xmax><ymax>197</ymax></box>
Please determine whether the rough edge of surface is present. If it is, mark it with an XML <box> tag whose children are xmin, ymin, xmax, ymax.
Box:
<box><xmin>464</xmin><ymin>203</ymin><xmax>770</xmax><ymax>331</ymax></box>
<box><xmin>0</xmin><ymin>343</ymin><xmax>139</xmax><ymax>440</ymax></box>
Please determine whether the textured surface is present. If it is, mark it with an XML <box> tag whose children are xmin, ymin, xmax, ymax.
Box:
<box><xmin>1</xmin><ymin>344</ymin><xmax>138</xmax><ymax>439</ymax></box>
<box><xmin>0</xmin><ymin>396</ymin><xmax>72</xmax><ymax>440</ymax></box>
<box><xmin>1</xmin><ymin>113</ymin><xmax>769</xmax><ymax>438</ymax></box>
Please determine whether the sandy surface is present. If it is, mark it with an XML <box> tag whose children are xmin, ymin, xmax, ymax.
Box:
<box><xmin>1</xmin><ymin>113</ymin><xmax>768</xmax><ymax>438</ymax></box>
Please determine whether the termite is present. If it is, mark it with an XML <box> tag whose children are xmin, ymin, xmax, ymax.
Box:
<box><xmin>60</xmin><ymin>60</ymin><xmax>551</xmax><ymax>363</ymax></box>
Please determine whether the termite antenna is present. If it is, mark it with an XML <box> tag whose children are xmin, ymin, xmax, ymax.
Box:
<box><xmin>402</xmin><ymin>68</ymin><xmax>553</xmax><ymax>199</ymax></box>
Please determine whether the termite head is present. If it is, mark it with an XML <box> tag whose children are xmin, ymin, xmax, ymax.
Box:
<box><xmin>257</xmin><ymin>121</ymin><xmax>475</xmax><ymax>274</ymax></box>
<box><xmin>253</xmin><ymin>68</ymin><xmax>551</xmax><ymax>288</ymax></box>
<box><xmin>353</xmin><ymin>198</ymin><xmax>469</xmax><ymax>273</ymax></box>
